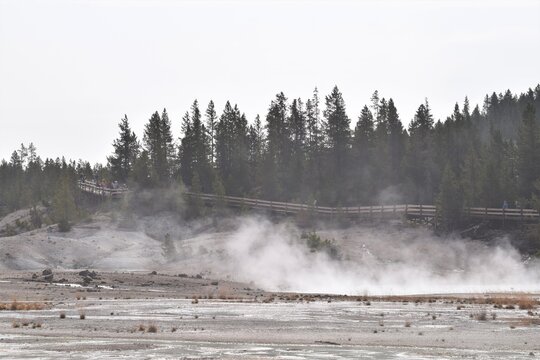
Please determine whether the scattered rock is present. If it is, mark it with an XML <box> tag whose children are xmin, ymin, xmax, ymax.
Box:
<box><xmin>149</xmin><ymin>271</ymin><xmax>157</xmax><ymax>275</ymax></box>
<box><xmin>314</xmin><ymin>340</ymin><xmax>340</xmax><ymax>346</ymax></box>
<box><xmin>78</xmin><ymin>270</ymin><xmax>98</xmax><ymax>279</ymax></box>
<box><xmin>42</xmin><ymin>269</ymin><xmax>53</xmax><ymax>282</ymax></box>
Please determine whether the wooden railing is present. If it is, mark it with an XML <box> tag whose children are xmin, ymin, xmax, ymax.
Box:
<box><xmin>78</xmin><ymin>180</ymin><xmax>129</xmax><ymax>198</ymax></box>
<box><xmin>77</xmin><ymin>181</ymin><xmax>539</xmax><ymax>221</ymax></box>
<box><xmin>184</xmin><ymin>192</ymin><xmax>539</xmax><ymax>222</ymax></box>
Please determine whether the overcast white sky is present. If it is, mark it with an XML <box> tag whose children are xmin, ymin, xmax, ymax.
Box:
<box><xmin>1</xmin><ymin>0</ymin><xmax>539</xmax><ymax>164</ymax></box>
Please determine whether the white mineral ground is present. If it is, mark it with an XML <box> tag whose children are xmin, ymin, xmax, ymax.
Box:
<box><xmin>1</xmin><ymin>211</ymin><xmax>539</xmax><ymax>359</ymax></box>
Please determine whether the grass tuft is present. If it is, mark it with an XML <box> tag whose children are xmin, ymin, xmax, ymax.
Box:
<box><xmin>147</xmin><ymin>324</ymin><xmax>158</xmax><ymax>333</ymax></box>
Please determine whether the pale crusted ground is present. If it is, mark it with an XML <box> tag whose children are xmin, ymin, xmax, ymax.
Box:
<box><xmin>1</xmin><ymin>210</ymin><xmax>540</xmax><ymax>358</ymax></box>
<box><xmin>0</xmin><ymin>271</ymin><xmax>539</xmax><ymax>359</ymax></box>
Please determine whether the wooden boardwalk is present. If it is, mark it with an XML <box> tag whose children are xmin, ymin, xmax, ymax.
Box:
<box><xmin>78</xmin><ymin>180</ymin><xmax>129</xmax><ymax>199</ymax></box>
<box><xmin>185</xmin><ymin>192</ymin><xmax>539</xmax><ymax>222</ymax></box>
<box><xmin>78</xmin><ymin>181</ymin><xmax>539</xmax><ymax>222</ymax></box>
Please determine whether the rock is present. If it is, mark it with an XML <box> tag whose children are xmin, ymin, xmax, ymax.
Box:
<box><xmin>82</xmin><ymin>276</ymin><xmax>93</xmax><ymax>285</ymax></box>
<box><xmin>31</xmin><ymin>273</ymin><xmax>38</xmax><ymax>279</ymax></box>
<box><xmin>78</xmin><ymin>270</ymin><xmax>98</xmax><ymax>279</ymax></box>
<box><xmin>42</xmin><ymin>269</ymin><xmax>53</xmax><ymax>282</ymax></box>
<box><xmin>314</xmin><ymin>340</ymin><xmax>340</xmax><ymax>346</ymax></box>
<box><xmin>149</xmin><ymin>271</ymin><xmax>157</xmax><ymax>275</ymax></box>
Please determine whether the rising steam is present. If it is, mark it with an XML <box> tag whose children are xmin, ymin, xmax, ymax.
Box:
<box><xmin>205</xmin><ymin>217</ymin><xmax>540</xmax><ymax>295</ymax></box>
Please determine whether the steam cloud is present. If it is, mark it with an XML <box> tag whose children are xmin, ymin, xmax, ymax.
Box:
<box><xmin>205</xmin><ymin>217</ymin><xmax>540</xmax><ymax>295</ymax></box>
<box><xmin>3</xmin><ymin>202</ymin><xmax>539</xmax><ymax>295</ymax></box>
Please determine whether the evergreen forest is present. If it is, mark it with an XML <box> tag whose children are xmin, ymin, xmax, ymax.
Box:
<box><xmin>2</xmin><ymin>85</ymin><xmax>540</xmax><ymax>231</ymax></box>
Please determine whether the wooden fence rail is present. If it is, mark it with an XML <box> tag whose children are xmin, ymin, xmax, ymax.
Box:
<box><xmin>78</xmin><ymin>180</ymin><xmax>130</xmax><ymax>198</ymax></box>
<box><xmin>77</xmin><ymin>181</ymin><xmax>539</xmax><ymax>222</ymax></box>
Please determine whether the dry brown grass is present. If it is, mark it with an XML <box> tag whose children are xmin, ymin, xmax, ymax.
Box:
<box><xmin>147</xmin><ymin>324</ymin><xmax>158</xmax><ymax>333</ymax></box>
<box><xmin>360</xmin><ymin>294</ymin><xmax>539</xmax><ymax>309</ymax></box>
<box><xmin>506</xmin><ymin>318</ymin><xmax>540</xmax><ymax>328</ymax></box>
<box><xmin>482</xmin><ymin>294</ymin><xmax>538</xmax><ymax>310</ymax></box>
<box><xmin>517</xmin><ymin>318</ymin><xmax>540</xmax><ymax>326</ymax></box>
<box><xmin>216</xmin><ymin>288</ymin><xmax>241</xmax><ymax>300</ymax></box>
<box><xmin>473</xmin><ymin>310</ymin><xmax>487</xmax><ymax>321</ymax></box>
<box><xmin>135</xmin><ymin>323</ymin><xmax>160</xmax><ymax>333</ymax></box>
<box><xmin>517</xmin><ymin>295</ymin><xmax>537</xmax><ymax>310</ymax></box>
<box><xmin>0</xmin><ymin>301</ymin><xmax>47</xmax><ymax>311</ymax></box>
<box><xmin>31</xmin><ymin>322</ymin><xmax>42</xmax><ymax>329</ymax></box>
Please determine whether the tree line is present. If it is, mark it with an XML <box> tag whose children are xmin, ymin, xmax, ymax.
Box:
<box><xmin>1</xmin><ymin>85</ymin><xmax>540</xmax><ymax>231</ymax></box>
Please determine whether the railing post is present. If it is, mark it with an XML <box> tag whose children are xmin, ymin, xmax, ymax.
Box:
<box><xmin>420</xmin><ymin>204</ymin><xmax>423</xmax><ymax>217</ymax></box>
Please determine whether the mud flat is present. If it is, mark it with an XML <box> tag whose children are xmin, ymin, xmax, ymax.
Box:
<box><xmin>0</xmin><ymin>271</ymin><xmax>539</xmax><ymax>359</ymax></box>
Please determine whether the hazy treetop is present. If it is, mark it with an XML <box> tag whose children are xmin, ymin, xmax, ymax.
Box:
<box><xmin>1</xmin><ymin>0</ymin><xmax>539</xmax><ymax>163</ymax></box>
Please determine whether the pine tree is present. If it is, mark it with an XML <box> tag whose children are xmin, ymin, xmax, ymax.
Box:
<box><xmin>247</xmin><ymin>115</ymin><xmax>264</xmax><ymax>196</ymax></box>
<box><xmin>179</xmin><ymin>100</ymin><xmax>212</xmax><ymax>191</ymax></box>
<box><xmin>52</xmin><ymin>173</ymin><xmax>77</xmax><ymax>232</ymax></box>
<box><xmin>205</xmin><ymin>100</ymin><xmax>218</xmax><ymax>165</ymax></box>
<box><xmin>405</xmin><ymin>100</ymin><xmax>435</xmax><ymax>203</ymax></box>
<box><xmin>386</xmin><ymin>98</ymin><xmax>405</xmax><ymax>185</ymax></box>
<box><xmin>323</xmin><ymin>86</ymin><xmax>351</xmax><ymax>204</ymax></box>
<box><xmin>517</xmin><ymin>103</ymin><xmax>540</xmax><ymax>200</ymax></box>
<box><xmin>461</xmin><ymin>148</ymin><xmax>482</xmax><ymax>207</ymax></box>
<box><xmin>108</xmin><ymin>115</ymin><xmax>139</xmax><ymax>182</ymax></box>
<box><xmin>132</xmin><ymin>150</ymin><xmax>152</xmax><ymax>188</ymax></box>
<box><xmin>160</xmin><ymin>108</ymin><xmax>176</xmax><ymax>178</ymax></box>
<box><xmin>370</xmin><ymin>90</ymin><xmax>380</xmax><ymax>121</ymax></box>
<box><xmin>436</xmin><ymin>165</ymin><xmax>463</xmax><ymax>232</ymax></box>
<box><xmin>287</xmin><ymin>98</ymin><xmax>307</xmax><ymax>199</ymax></box>
<box><xmin>215</xmin><ymin>102</ymin><xmax>250</xmax><ymax>196</ymax></box>
<box><xmin>187</xmin><ymin>171</ymin><xmax>204</xmax><ymax>218</ymax></box>
<box><xmin>191</xmin><ymin>100</ymin><xmax>212</xmax><ymax>191</ymax></box>
<box><xmin>354</xmin><ymin>106</ymin><xmax>375</xmax><ymax>160</ymax></box>
<box><xmin>143</xmin><ymin>109</ymin><xmax>175</xmax><ymax>186</ymax></box>
<box><xmin>305</xmin><ymin>88</ymin><xmax>324</xmax><ymax>201</ymax></box>
<box><xmin>263</xmin><ymin>93</ymin><xmax>289</xmax><ymax>200</ymax></box>
<box><xmin>179</xmin><ymin>111</ymin><xmax>194</xmax><ymax>186</ymax></box>
<box><xmin>352</xmin><ymin>105</ymin><xmax>375</xmax><ymax>203</ymax></box>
